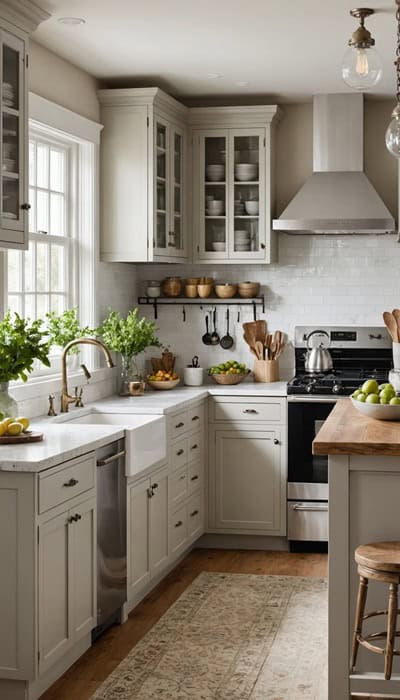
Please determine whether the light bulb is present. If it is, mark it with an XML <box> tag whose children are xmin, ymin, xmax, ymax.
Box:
<box><xmin>386</xmin><ymin>106</ymin><xmax>400</xmax><ymax>158</ymax></box>
<box><xmin>341</xmin><ymin>46</ymin><xmax>382</xmax><ymax>90</ymax></box>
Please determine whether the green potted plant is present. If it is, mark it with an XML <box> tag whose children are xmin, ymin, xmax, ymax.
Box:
<box><xmin>0</xmin><ymin>311</ymin><xmax>51</xmax><ymax>415</ymax></box>
<box><xmin>46</xmin><ymin>308</ymin><xmax>93</xmax><ymax>357</ymax></box>
<box><xmin>98</xmin><ymin>308</ymin><xmax>161</xmax><ymax>395</ymax></box>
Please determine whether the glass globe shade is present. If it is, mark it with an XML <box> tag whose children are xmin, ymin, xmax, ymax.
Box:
<box><xmin>386</xmin><ymin>109</ymin><xmax>400</xmax><ymax>158</ymax></box>
<box><xmin>341</xmin><ymin>46</ymin><xmax>382</xmax><ymax>90</ymax></box>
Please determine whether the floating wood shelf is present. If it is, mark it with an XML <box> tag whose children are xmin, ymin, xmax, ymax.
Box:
<box><xmin>138</xmin><ymin>295</ymin><xmax>265</xmax><ymax>320</ymax></box>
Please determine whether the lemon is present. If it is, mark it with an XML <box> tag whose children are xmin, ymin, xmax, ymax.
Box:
<box><xmin>15</xmin><ymin>417</ymin><xmax>29</xmax><ymax>432</ymax></box>
<box><xmin>1</xmin><ymin>417</ymin><xmax>15</xmax><ymax>430</ymax></box>
<box><xmin>7</xmin><ymin>422</ymin><xmax>23</xmax><ymax>436</ymax></box>
<box><xmin>0</xmin><ymin>422</ymin><xmax>7</xmax><ymax>437</ymax></box>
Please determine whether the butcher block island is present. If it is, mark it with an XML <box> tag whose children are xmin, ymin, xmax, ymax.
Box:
<box><xmin>313</xmin><ymin>399</ymin><xmax>400</xmax><ymax>699</ymax></box>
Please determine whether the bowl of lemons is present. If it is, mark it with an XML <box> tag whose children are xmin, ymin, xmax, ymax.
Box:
<box><xmin>351</xmin><ymin>378</ymin><xmax>400</xmax><ymax>420</ymax></box>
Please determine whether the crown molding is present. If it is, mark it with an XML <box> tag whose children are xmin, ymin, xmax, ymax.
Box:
<box><xmin>0</xmin><ymin>0</ymin><xmax>50</xmax><ymax>35</ymax></box>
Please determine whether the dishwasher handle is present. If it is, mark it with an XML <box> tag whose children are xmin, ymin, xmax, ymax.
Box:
<box><xmin>292</xmin><ymin>503</ymin><xmax>328</xmax><ymax>512</ymax></box>
<box><xmin>96</xmin><ymin>450</ymin><xmax>126</xmax><ymax>466</ymax></box>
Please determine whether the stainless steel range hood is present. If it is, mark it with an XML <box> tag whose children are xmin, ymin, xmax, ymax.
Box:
<box><xmin>273</xmin><ymin>94</ymin><xmax>395</xmax><ymax>234</ymax></box>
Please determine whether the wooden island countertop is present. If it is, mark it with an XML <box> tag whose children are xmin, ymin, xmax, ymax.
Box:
<box><xmin>312</xmin><ymin>398</ymin><xmax>400</xmax><ymax>456</ymax></box>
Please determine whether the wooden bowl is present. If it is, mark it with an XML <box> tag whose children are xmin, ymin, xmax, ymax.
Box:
<box><xmin>197</xmin><ymin>283</ymin><xmax>213</xmax><ymax>298</ymax></box>
<box><xmin>209</xmin><ymin>370</ymin><xmax>250</xmax><ymax>385</ymax></box>
<box><xmin>215</xmin><ymin>284</ymin><xmax>238</xmax><ymax>299</ymax></box>
<box><xmin>185</xmin><ymin>284</ymin><xmax>198</xmax><ymax>298</ymax></box>
<box><xmin>147</xmin><ymin>378</ymin><xmax>181</xmax><ymax>391</ymax></box>
<box><xmin>238</xmin><ymin>281</ymin><xmax>260</xmax><ymax>298</ymax></box>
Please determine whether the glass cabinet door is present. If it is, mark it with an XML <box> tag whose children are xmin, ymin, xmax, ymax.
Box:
<box><xmin>229</xmin><ymin>129</ymin><xmax>265</xmax><ymax>259</ymax></box>
<box><xmin>1</xmin><ymin>30</ymin><xmax>26</xmax><ymax>241</ymax></box>
<box><xmin>170</xmin><ymin>126</ymin><xmax>184</xmax><ymax>254</ymax></box>
<box><xmin>200</xmin><ymin>132</ymin><xmax>227</xmax><ymax>258</ymax></box>
<box><xmin>154</xmin><ymin>119</ymin><xmax>169</xmax><ymax>252</ymax></box>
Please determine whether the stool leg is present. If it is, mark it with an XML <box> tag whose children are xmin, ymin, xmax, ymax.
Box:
<box><xmin>351</xmin><ymin>576</ymin><xmax>369</xmax><ymax>671</ymax></box>
<box><xmin>384</xmin><ymin>583</ymin><xmax>398</xmax><ymax>680</ymax></box>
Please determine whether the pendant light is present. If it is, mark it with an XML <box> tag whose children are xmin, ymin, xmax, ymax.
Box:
<box><xmin>386</xmin><ymin>1</ymin><xmax>400</xmax><ymax>157</ymax></box>
<box><xmin>342</xmin><ymin>8</ymin><xmax>382</xmax><ymax>90</ymax></box>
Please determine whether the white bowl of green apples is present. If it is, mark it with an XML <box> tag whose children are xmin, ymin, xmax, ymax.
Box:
<box><xmin>351</xmin><ymin>378</ymin><xmax>400</xmax><ymax>421</ymax></box>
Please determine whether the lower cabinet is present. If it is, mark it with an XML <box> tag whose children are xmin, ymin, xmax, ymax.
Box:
<box><xmin>127</xmin><ymin>465</ymin><xmax>169</xmax><ymax>600</ymax></box>
<box><xmin>210</xmin><ymin>424</ymin><xmax>286</xmax><ymax>535</ymax></box>
<box><xmin>38</xmin><ymin>497</ymin><xmax>96</xmax><ymax>675</ymax></box>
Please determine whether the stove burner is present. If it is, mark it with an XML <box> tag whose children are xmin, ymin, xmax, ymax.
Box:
<box><xmin>287</xmin><ymin>369</ymin><xmax>389</xmax><ymax>396</ymax></box>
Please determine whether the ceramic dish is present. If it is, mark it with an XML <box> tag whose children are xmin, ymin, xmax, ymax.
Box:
<box><xmin>350</xmin><ymin>397</ymin><xmax>400</xmax><ymax>421</ymax></box>
<box><xmin>238</xmin><ymin>281</ymin><xmax>260</xmax><ymax>298</ymax></box>
<box><xmin>147</xmin><ymin>378</ymin><xmax>180</xmax><ymax>391</ymax></box>
<box><xmin>245</xmin><ymin>200</ymin><xmax>259</xmax><ymax>215</ymax></box>
<box><xmin>212</xmin><ymin>242</ymin><xmax>225</xmax><ymax>252</ymax></box>
<box><xmin>215</xmin><ymin>283</ymin><xmax>238</xmax><ymax>298</ymax></box>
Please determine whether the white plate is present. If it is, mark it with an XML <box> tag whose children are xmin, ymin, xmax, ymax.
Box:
<box><xmin>350</xmin><ymin>397</ymin><xmax>400</xmax><ymax>421</ymax></box>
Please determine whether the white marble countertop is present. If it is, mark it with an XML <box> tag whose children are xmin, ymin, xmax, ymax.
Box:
<box><xmin>0</xmin><ymin>424</ymin><xmax>125</xmax><ymax>473</ymax></box>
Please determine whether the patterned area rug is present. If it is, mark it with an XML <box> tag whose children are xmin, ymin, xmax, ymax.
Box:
<box><xmin>92</xmin><ymin>572</ymin><xmax>328</xmax><ymax>700</ymax></box>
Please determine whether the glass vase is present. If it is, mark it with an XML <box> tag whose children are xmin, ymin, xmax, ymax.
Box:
<box><xmin>0</xmin><ymin>382</ymin><xmax>18</xmax><ymax>417</ymax></box>
<box><xmin>119</xmin><ymin>355</ymin><xmax>145</xmax><ymax>396</ymax></box>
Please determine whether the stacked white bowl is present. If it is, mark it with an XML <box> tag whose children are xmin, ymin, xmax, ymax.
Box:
<box><xmin>245</xmin><ymin>200</ymin><xmax>259</xmax><ymax>215</ymax></box>
<box><xmin>234</xmin><ymin>229</ymin><xmax>250</xmax><ymax>252</ymax></box>
<box><xmin>206</xmin><ymin>199</ymin><xmax>224</xmax><ymax>216</ymax></box>
<box><xmin>235</xmin><ymin>163</ymin><xmax>258</xmax><ymax>181</ymax></box>
<box><xmin>206</xmin><ymin>164</ymin><xmax>225</xmax><ymax>182</ymax></box>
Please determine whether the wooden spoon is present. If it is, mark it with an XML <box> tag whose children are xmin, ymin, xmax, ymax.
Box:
<box><xmin>383</xmin><ymin>311</ymin><xmax>398</xmax><ymax>342</ymax></box>
<box><xmin>393</xmin><ymin>309</ymin><xmax>400</xmax><ymax>342</ymax></box>
<box><xmin>255</xmin><ymin>340</ymin><xmax>264</xmax><ymax>360</ymax></box>
<box><xmin>243</xmin><ymin>335</ymin><xmax>258</xmax><ymax>357</ymax></box>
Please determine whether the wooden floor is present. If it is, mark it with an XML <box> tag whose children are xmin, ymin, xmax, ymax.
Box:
<box><xmin>40</xmin><ymin>548</ymin><xmax>327</xmax><ymax>700</ymax></box>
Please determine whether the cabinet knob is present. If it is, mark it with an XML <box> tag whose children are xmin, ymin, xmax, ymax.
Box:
<box><xmin>75</xmin><ymin>513</ymin><xmax>82</xmax><ymax>521</ymax></box>
<box><xmin>177</xmin><ymin>449</ymin><xmax>184</xmax><ymax>456</ymax></box>
<box><xmin>274</xmin><ymin>438</ymin><xmax>280</xmax><ymax>445</ymax></box>
<box><xmin>151</xmin><ymin>482</ymin><xmax>158</xmax><ymax>491</ymax></box>
<box><xmin>179</xmin><ymin>474</ymin><xmax>186</xmax><ymax>481</ymax></box>
<box><xmin>175</xmin><ymin>422</ymin><xmax>184</xmax><ymax>428</ymax></box>
<box><xmin>260</xmin><ymin>243</ymin><xmax>266</xmax><ymax>250</ymax></box>
<box><xmin>68</xmin><ymin>516</ymin><xmax>75</xmax><ymax>524</ymax></box>
<box><xmin>175</xmin><ymin>520</ymin><xmax>183</xmax><ymax>528</ymax></box>
<box><xmin>63</xmin><ymin>477</ymin><xmax>79</xmax><ymax>487</ymax></box>
<box><xmin>21</xmin><ymin>203</ymin><xmax>31</xmax><ymax>211</ymax></box>
<box><xmin>191</xmin><ymin>444</ymin><xmax>198</xmax><ymax>450</ymax></box>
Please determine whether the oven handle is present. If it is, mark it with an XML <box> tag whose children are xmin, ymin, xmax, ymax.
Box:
<box><xmin>288</xmin><ymin>396</ymin><xmax>340</xmax><ymax>404</ymax></box>
<box><xmin>292</xmin><ymin>503</ymin><xmax>328</xmax><ymax>512</ymax></box>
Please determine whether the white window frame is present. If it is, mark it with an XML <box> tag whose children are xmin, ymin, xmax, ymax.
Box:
<box><xmin>0</xmin><ymin>94</ymin><xmax>104</xmax><ymax>397</ymax></box>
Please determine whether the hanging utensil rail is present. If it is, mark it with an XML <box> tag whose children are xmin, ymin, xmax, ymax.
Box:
<box><xmin>138</xmin><ymin>295</ymin><xmax>265</xmax><ymax>320</ymax></box>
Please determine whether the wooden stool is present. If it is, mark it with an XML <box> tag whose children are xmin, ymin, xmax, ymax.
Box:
<box><xmin>351</xmin><ymin>542</ymin><xmax>400</xmax><ymax>680</ymax></box>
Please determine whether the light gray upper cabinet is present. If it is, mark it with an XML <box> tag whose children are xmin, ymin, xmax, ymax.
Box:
<box><xmin>0</xmin><ymin>2</ymin><xmax>49</xmax><ymax>250</ymax></box>
<box><xmin>98</xmin><ymin>87</ymin><xmax>188</xmax><ymax>263</ymax></box>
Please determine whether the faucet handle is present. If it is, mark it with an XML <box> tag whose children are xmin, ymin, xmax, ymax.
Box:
<box><xmin>74</xmin><ymin>386</ymin><xmax>84</xmax><ymax>408</ymax></box>
<box><xmin>48</xmin><ymin>394</ymin><xmax>57</xmax><ymax>417</ymax></box>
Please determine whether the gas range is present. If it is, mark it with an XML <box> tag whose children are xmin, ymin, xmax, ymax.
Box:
<box><xmin>287</xmin><ymin>326</ymin><xmax>392</xmax><ymax>398</ymax></box>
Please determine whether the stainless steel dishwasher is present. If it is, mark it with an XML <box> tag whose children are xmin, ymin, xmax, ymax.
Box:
<box><xmin>92</xmin><ymin>438</ymin><xmax>127</xmax><ymax>640</ymax></box>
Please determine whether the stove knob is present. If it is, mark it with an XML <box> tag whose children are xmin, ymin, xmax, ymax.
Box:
<box><xmin>306</xmin><ymin>383</ymin><xmax>315</xmax><ymax>393</ymax></box>
<box><xmin>332</xmin><ymin>383</ymin><xmax>342</xmax><ymax>395</ymax></box>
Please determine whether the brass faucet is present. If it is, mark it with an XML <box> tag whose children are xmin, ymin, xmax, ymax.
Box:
<box><xmin>61</xmin><ymin>338</ymin><xmax>115</xmax><ymax>413</ymax></box>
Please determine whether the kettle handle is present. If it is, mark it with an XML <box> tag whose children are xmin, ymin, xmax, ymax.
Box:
<box><xmin>306</xmin><ymin>329</ymin><xmax>330</xmax><ymax>351</ymax></box>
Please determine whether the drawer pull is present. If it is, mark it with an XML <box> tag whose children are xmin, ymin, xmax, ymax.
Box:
<box><xmin>74</xmin><ymin>513</ymin><xmax>82</xmax><ymax>521</ymax></box>
<box><xmin>293</xmin><ymin>503</ymin><xmax>328</xmax><ymax>512</ymax></box>
<box><xmin>68</xmin><ymin>516</ymin><xmax>75</xmax><ymax>524</ymax></box>
<box><xmin>190</xmin><ymin>509</ymin><xmax>199</xmax><ymax>517</ymax></box>
<box><xmin>175</xmin><ymin>422</ymin><xmax>184</xmax><ymax>428</ymax></box>
<box><xmin>179</xmin><ymin>474</ymin><xmax>186</xmax><ymax>481</ymax></box>
<box><xmin>147</xmin><ymin>487</ymin><xmax>154</xmax><ymax>498</ymax></box>
<box><xmin>63</xmin><ymin>478</ymin><xmax>79</xmax><ymax>487</ymax></box>
<box><xmin>175</xmin><ymin>520</ymin><xmax>183</xmax><ymax>528</ymax></box>
<box><xmin>192</xmin><ymin>415</ymin><xmax>200</xmax><ymax>421</ymax></box>
<box><xmin>176</xmin><ymin>449</ymin><xmax>184</xmax><ymax>456</ymax></box>
<box><xmin>191</xmin><ymin>444</ymin><xmax>198</xmax><ymax>450</ymax></box>
<box><xmin>243</xmin><ymin>409</ymin><xmax>258</xmax><ymax>414</ymax></box>
<box><xmin>191</xmin><ymin>475</ymin><xmax>199</xmax><ymax>481</ymax></box>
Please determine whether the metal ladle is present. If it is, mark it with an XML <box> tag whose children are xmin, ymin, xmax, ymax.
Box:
<box><xmin>210</xmin><ymin>307</ymin><xmax>220</xmax><ymax>345</ymax></box>
<box><xmin>220</xmin><ymin>308</ymin><xmax>234</xmax><ymax>350</ymax></box>
<box><xmin>202</xmin><ymin>312</ymin><xmax>212</xmax><ymax>345</ymax></box>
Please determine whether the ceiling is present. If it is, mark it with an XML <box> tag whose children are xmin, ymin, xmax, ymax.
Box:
<box><xmin>35</xmin><ymin>0</ymin><xmax>399</xmax><ymax>103</ymax></box>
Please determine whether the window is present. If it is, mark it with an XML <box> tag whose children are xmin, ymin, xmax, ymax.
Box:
<box><xmin>7</xmin><ymin>130</ymin><xmax>77</xmax><ymax>321</ymax></box>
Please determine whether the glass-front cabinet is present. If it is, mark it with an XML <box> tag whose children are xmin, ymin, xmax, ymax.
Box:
<box><xmin>0</xmin><ymin>28</ymin><xmax>29</xmax><ymax>249</ymax></box>
<box><xmin>153</xmin><ymin>116</ymin><xmax>186</xmax><ymax>259</ymax></box>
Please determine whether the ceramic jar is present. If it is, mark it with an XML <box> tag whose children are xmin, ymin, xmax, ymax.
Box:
<box><xmin>162</xmin><ymin>277</ymin><xmax>182</xmax><ymax>297</ymax></box>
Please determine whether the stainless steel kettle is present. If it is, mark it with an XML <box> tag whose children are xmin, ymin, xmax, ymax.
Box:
<box><xmin>304</xmin><ymin>330</ymin><xmax>333</xmax><ymax>373</ymax></box>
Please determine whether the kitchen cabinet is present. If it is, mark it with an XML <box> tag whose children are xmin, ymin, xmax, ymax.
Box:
<box><xmin>127</xmin><ymin>465</ymin><xmax>169</xmax><ymax>600</ymax></box>
<box><xmin>189</xmin><ymin>106</ymin><xmax>280</xmax><ymax>263</ymax></box>
<box><xmin>208</xmin><ymin>396</ymin><xmax>287</xmax><ymax>535</ymax></box>
<box><xmin>98</xmin><ymin>87</ymin><xmax>188</xmax><ymax>263</ymax></box>
<box><xmin>38</xmin><ymin>497</ymin><xmax>96</xmax><ymax>675</ymax></box>
<box><xmin>0</xmin><ymin>3</ymin><xmax>48</xmax><ymax>249</ymax></box>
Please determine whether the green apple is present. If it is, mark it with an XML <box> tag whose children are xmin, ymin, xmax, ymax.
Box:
<box><xmin>366</xmin><ymin>393</ymin><xmax>380</xmax><ymax>404</ymax></box>
<box><xmin>380</xmin><ymin>388</ymin><xmax>395</xmax><ymax>403</ymax></box>
<box><xmin>356</xmin><ymin>392</ymin><xmax>367</xmax><ymax>402</ymax></box>
<box><xmin>380</xmin><ymin>394</ymin><xmax>390</xmax><ymax>404</ymax></box>
<box><xmin>378</xmin><ymin>383</ymin><xmax>394</xmax><ymax>392</ymax></box>
<box><xmin>389</xmin><ymin>396</ymin><xmax>400</xmax><ymax>405</ymax></box>
<box><xmin>361</xmin><ymin>379</ymin><xmax>379</xmax><ymax>395</ymax></box>
<box><xmin>352</xmin><ymin>389</ymin><xmax>362</xmax><ymax>399</ymax></box>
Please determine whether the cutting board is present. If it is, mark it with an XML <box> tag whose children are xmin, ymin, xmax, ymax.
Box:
<box><xmin>0</xmin><ymin>430</ymin><xmax>44</xmax><ymax>445</ymax></box>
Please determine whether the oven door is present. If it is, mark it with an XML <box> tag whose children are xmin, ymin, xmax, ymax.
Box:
<box><xmin>288</xmin><ymin>397</ymin><xmax>336</xmax><ymax>497</ymax></box>
<box><xmin>288</xmin><ymin>501</ymin><xmax>329</xmax><ymax>541</ymax></box>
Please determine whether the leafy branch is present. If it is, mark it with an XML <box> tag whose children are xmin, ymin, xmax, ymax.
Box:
<box><xmin>46</xmin><ymin>308</ymin><xmax>93</xmax><ymax>354</ymax></box>
<box><xmin>0</xmin><ymin>311</ymin><xmax>51</xmax><ymax>382</ymax></box>
<box><xmin>97</xmin><ymin>309</ymin><xmax>161</xmax><ymax>357</ymax></box>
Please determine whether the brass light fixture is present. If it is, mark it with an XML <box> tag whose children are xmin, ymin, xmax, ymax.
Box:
<box><xmin>342</xmin><ymin>8</ymin><xmax>382</xmax><ymax>90</ymax></box>
<box><xmin>386</xmin><ymin>0</ymin><xmax>400</xmax><ymax>157</ymax></box>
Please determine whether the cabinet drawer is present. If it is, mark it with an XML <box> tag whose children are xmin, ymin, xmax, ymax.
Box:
<box><xmin>170</xmin><ymin>437</ymin><xmax>188</xmax><ymax>470</ymax></box>
<box><xmin>187</xmin><ymin>405</ymin><xmax>204</xmax><ymax>431</ymax></box>
<box><xmin>39</xmin><ymin>454</ymin><xmax>95</xmax><ymax>514</ymax></box>
<box><xmin>170</xmin><ymin>411</ymin><xmax>188</xmax><ymax>439</ymax></box>
<box><xmin>212</xmin><ymin>398</ymin><xmax>283</xmax><ymax>423</ymax></box>
<box><xmin>187</xmin><ymin>492</ymin><xmax>203</xmax><ymax>540</ymax></box>
<box><xmin>188</xmin><ymin>431</ymin><xmax>201</xmax><ymax>463</ymax></box>
<box><xmin>170</xmin><ymin>505</ymin><xmax>188</xmax><ymax>555</ymax></box>
<box><xmin>188</xmin><ymin>460</ymin><xmax>202</xmax><ymax>494</ymax></box>
<box><xmin>170</xmin><ymin>466</ymin><xmax>188</xmax><ymax>507</ymax></box>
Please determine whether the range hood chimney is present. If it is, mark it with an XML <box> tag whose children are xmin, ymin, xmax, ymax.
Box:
<box><xmin>273</xmin><ymin>94</ymin><xmax>395</xmax><ymax>234</ymax></box>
